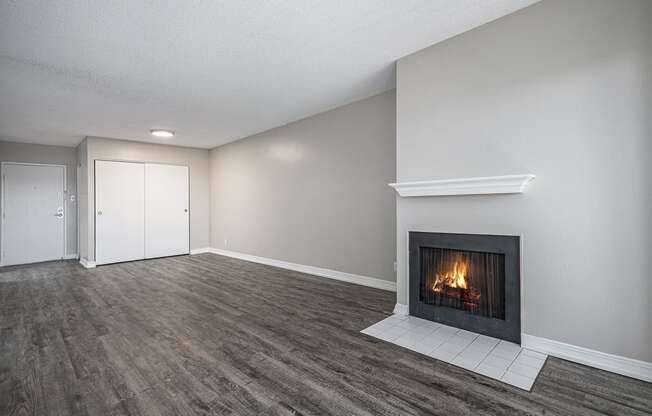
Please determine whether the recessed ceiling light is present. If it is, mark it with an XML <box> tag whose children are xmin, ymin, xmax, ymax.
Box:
<box><xmin>150</xmin><ymin>129</ymin><xmax>175</xmax><ymax>138</ymax></box>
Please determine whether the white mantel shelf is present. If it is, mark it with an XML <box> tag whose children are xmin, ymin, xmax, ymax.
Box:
<box><xmin>388</xmin><ymin>174</ymin><xmax>535</xmax><ymax>197</ymax></box>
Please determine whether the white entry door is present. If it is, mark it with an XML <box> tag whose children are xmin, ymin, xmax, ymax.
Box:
<box><xmin>95</xmin><ymin>161</ymin><xmax>145</xmax><ymax>265</ymax></box>
<box><xmin>1</xmin><ymin>163</ymin><xmax>65</xmax><ymax>266</ymax></box>
<box><xmin>145</xmin><ymin>163</ymin><xmax>189</xmax><ymax>258</ymax></box>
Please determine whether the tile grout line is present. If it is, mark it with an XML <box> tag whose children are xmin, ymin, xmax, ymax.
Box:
<box><xmin>502</xmin><ymin>349</ymin><xmax>547</xmax><ymax>379</ymax></box>
<box><xmin>449</xmin><ymin>333</ymin><xmax>480</xmax><ymax>363</ymax></box>
<box><xmin>423</xmin><ymin>327</ymin><xmax>461</xmax><ymax>356</ymax></box>
<box><xmin>469</xmin><ymin>339</ymin><xmax>503</xmax><ymax>375</ymax></box>
<box><xmin>398</xmin><ymin>323</ymin><xmax>441</xmax><ymax>348</ymax></box>
<box><xmin>404</xmin><ymin>322</ymin><xmax>447</xmax><ymax>352</ymax></box>
<box><xmin>502</xmin><ymin>350</ymin><xmax>524</xmax><ymax>381</ymax></box>
<box><xmin>492</xmin><ymin>345</ymin><xmax>516</xmax><ymax>380</ymax></box>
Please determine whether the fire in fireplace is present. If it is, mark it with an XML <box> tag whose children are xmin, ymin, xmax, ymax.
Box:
<box><xmin>410</xmin><ymin>232</ymin><xmax>520</xmax><ymax>343</ymax></box>
<box><xmin>421</xmin><ymin>247</ymin><xmax>505</xmax><ymax>320</ymax></box>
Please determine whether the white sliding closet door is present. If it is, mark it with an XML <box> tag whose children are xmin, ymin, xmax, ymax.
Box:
<box><xmin>145</xmin><ymin>163</ymin><xmax>189</xmax><ymax>258</ymax></box>
<box><xmin>95</xmin><ymin>161</ymin><xmax>145</xmax><ymax>265</ymax></box>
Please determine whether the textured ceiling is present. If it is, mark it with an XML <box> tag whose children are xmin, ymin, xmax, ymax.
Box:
<box><xmin>0</xmin><ymin>0</ymin><xmax>538</xmax><ymax>148</ymax></box>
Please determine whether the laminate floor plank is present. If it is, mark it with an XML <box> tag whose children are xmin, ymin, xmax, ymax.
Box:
<box><xmin>1</xmin><ymin>254</ymin><xmax>650</xmax><ymax>416</ymax></box>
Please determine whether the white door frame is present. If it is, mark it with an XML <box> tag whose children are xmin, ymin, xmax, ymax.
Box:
<box><xmin>0</xmin><ymin>162</ymin><xmax>67</xmax><ymax>266</ymax></box>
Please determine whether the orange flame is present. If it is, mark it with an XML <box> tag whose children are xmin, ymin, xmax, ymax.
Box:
<box><xmin>432</xmin><ymin>260</ymin><xmax>469</xmax><ymax>293</ymax></box>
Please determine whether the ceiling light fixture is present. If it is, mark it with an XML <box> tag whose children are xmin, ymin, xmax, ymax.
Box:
<box><xmin>150</xmin><ymin>129</ymin><xmax>175</xmax><ymax>138</ymax></box>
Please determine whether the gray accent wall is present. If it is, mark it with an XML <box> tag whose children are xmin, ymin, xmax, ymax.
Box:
<box><xmin>396</xmin><ymin>0</ymin><xmax>651</xmax><ymax>361</ymax></box>
<box><xmin>0</xmin><ymin>140</ymin><xmax>78</xmax><ymax>257</ymax></box>
<box><xmin>210</xmin><ymin>91</ymin><xmax>397</xmax><ymax>282</ymax></box>
<box><xmin>78</xmin><ymin>137</ymin><xmax>210</xmax><ymax>262</ymax></box>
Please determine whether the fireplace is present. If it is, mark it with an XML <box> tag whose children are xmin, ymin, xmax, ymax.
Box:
<box><xmin>409</xmin><ymin>232</ymin><xmax>521</xmax><ymax>344</ymax></box>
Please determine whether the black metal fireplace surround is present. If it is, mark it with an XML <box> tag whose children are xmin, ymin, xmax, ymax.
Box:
<box><xmin>409</xmin><ymin>232</ymin><xmax>521</xmax><ymax>344</ymax></box>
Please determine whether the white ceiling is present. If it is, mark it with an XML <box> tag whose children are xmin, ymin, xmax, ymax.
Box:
<box><xmin>0</xmin><ymin>0</ymin><xmax>538</xmax><ymax>149</ymax></box>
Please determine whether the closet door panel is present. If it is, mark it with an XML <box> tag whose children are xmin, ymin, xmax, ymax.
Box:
<box><xmin>95</xmin><ymin>161</ymin><xmax>145</xmax><ymax>265</ymax></box>
<box><xmin>145</xmin><ymin>164</ymin><xmax>189</xmax><ymax>258</ymax></box>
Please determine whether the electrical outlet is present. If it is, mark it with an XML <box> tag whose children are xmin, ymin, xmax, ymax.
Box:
<box><xmin>393</xmin><ymin>261</ymin><xmax>397</xmax><ymax>272</ymax></box>
<box><xmin>224</xmin><ymin>238</ymin><xmax>228</xmax><ymax>248</ymax></box>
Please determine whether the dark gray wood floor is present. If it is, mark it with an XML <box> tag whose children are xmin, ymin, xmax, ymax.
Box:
<box><xmin>1</xmin><ymin>254</ymin><xmax>650</xmax><ymax>416</ymax></box>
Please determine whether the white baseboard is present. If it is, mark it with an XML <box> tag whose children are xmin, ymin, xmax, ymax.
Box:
<box><xmin>522</xmin><ymin>333</ymin><xmax>652</xmax><ymax>383</ymax></box>
<box><xmin>393</xmin><ymin>303</ymin><xmax>409</xmax><ymax>316</ymax></box>
<box><xmin>64</xmin><ymin>253</ymin><xmax>79</xmax><ymax>260</ymax></box>
<box><xmin>190</xmin><ymin>247</ymin><xmax>212</xmax><ymax>255</ymax></box>
<box><xmin>79</xmin><ymin>258</ymin><xmax>96</xmax><ymax>269</ymax></box>
<box><xmin>207</xmin><ymin>248</ymin><xmax>396</xmax><ymax>292</ymax></box>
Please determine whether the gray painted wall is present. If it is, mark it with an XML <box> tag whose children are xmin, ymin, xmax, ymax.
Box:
<box><xmin>210</xmin><ymin>91</ymin><xmax>397</xmax><ymax>282</ymax></box>
<box><xmin>396</xmin><ymin>0</ymin><xmax>651</xmax><ymax>361</ymax></box>
<box><xmin>0</xmin><ymin>140</ymin><xmax>78</xmax><ymax>256</ymax></box>
<box><xmin>78</xmin><ymin>137</ymin><xmax>210</xmax><ymax>261</ymax></box>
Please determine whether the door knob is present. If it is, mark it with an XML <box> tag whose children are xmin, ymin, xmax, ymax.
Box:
<box><xmin>54</xmin><ymin>213</ymin><xmax>64</xmax><ymax>218</ymax></box>
<box><xmin>184</xmin><ymin>209</ymin><xmax>188</xmax><ymax>212</ymax></box>
<box><xmin>97</xmin><ymin>210</ymin><xmax>103</xmax><ymax>216</ymax></box>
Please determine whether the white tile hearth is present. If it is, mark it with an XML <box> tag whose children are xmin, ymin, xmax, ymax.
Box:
<box><xmin>361</xmin><ymin>315</ymin><xmax>547</xmax><ymax>391</ymax></box>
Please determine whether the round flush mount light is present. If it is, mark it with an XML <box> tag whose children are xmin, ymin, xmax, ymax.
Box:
<box><xmin>150</xmin><ymin>129</ymin><xmax>175</xmax><ymax>138</ymax></box>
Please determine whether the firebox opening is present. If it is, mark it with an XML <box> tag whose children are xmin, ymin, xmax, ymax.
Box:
<box><xmin>420</xmin><ymin>247</ymin><xmax>505</xmax><ymax>320</ymax></box>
